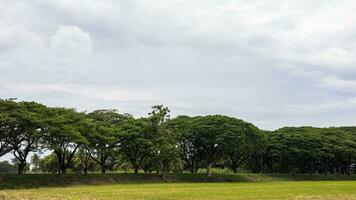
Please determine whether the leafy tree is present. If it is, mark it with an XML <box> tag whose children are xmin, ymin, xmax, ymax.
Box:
<box><xmin>38</xmin><ymin>153</ymin><xmax>59</xmax><ymax>174</ymax></box>
<box><xmin>0</xmin><ymin>99</ymin><xmax>16</xmax><ymax>157</ymax></box>
<box><xmin>30</xmin><ymin>154</ymin><xmax>41</xmax><ymax>173</ymax></box>
<box><xmin>0</xmin><ymin>161</ymin><xmax>16</xmax><ymax>174</ymax></box>
<box><xmin>221</xmin><ymin>119</ymin><xmax>262</xmax><ymax>173</ymax></box>
<box><xmin>86</xmin><ymin>110</ymin><xmax>129</xmax><ymax>174</ymax></box>
<box><xmin>263</xmin><ymin>127</ymin><xmax>356</xmax><ymax>175</ymax></box>
<box><xmin>265</xmin><ymin>127</ymin><xmax>321</xmax><ymax>174</ymax></box>
<box><xmin>0</xmin><ymin>100</ymin><xmax>46</xmax><ymax>174</ymax></box>
<box><xmin>43</xmin><ymin>107</ymin><xmax>89</xmax><ymax>174</ymax></box>
<box><xmin>264</xmin><ymin>131</ymin><xmax>287</xmax><ymax>173</ymax></box>
<box><xmin>2</xmin><ymin>98</ymin><xmax>356</xmax><ymax>176</ymax></box>
<box><xmin>73</xmin><ymin>148</ymin><xmax>97</xmax><ymax>174</ymax></box>
<box><xmin>11</xmin><ymin>158</ymin><xmax>30</xmax><ymax>173</ymax></box>
<box><xmin>167</xmin><ymin>116</ymin><xmax>201</xmax><ymax>173</ymax></box>
<box><xmin>189</xmin><ymin>115</ymin><xmax>234</xmax><ymax>176</ymax></box>
<box><xmin>323</xmin><ymin>128</ymin><xmax>356</xmax><ymax>175</ymax></box>
<box><xmin>147</xmin><ymin>105</ymin><xmax>179</xmax><ymax>174</ymax></box>
<box><xmin>120</xmin><ymin>118</ymin><xmax>152</xmax><ymax>173</ymax></box>
<box><xmin>11</xmin><ymin>102</ymin><xmax>46</xmax><ymax>174</ymax></box>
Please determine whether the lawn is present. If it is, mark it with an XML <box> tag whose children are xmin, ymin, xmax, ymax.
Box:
<box><xmin>1</xmin><ymin>174</ymin><xmax>356</xmax><ymax>200</ymax></box>
<box><xmin>1</xmin><ymin>181</ymin><xmax>356</xmax><ymax>200</ymax></box>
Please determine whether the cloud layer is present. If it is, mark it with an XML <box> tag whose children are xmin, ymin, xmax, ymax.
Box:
<box><xmin>1</xmin><ymin>0</ymin><xmax>356</xmax><ymax>130</ymax></box>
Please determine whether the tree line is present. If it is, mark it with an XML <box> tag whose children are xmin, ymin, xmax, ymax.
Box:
<box><xmin>1</xmin><ymin>99</ymin><xmax>356</xmax><ymax>176</ymax></box>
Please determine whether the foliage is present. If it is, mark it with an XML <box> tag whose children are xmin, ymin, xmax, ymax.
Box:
<box><xmin>42</xmin><ymin>107</ymin><xmax>90</xmax><ymax>174</ymax></box>
<box><xmin>1</xmin><ymin>99</ymin><xmax>356</xmax><ymax>176</ymax></box>
<box><xmin>0</xmin><ymin>161</ymin><xmax>16</xmax><ymax>174</ymax></box>
<box><xmin>119</xmin><ymin>118</ymin><xmax>152</xmax><ymax>173</ymax></box>
<box><xmin>86</xmin><ymin>109</ymin><xmax>128</xmax><ymax>174</ymax></box>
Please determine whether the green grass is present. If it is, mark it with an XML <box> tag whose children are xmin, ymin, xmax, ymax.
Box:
<box><xmin>1</xmin><ymin>181</ymin><xmax>356</xmax><ymax>200</ymax></box>
<box><xmin>1</xmin><ymin>174</ymin><xmax>356</xmax><ymax>199</ymax></box>
<box><xmin>1</xmin><ymin>173</ymin><xmax>356</xmax><ymax>189</ymax></box>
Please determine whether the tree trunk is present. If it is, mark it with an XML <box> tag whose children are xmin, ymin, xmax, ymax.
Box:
<box><xmin>59</xmin><ymin>156</ymin><xmax>67</xmax><ymax>174</ymax></box>
<box><xmin>55</xmin><ymin>151</ymin><xmax>65</xmax><ymax>175</ymax></box>
<box><xmin>84</xmin><ymin>166</ymin><xmax>88</xmax><ymax>175</ymax></box>
<box><xmin>309</xmin><ymin>160</ymin><xmax>314</xmax><ymax>175</ymax></box>
<box><xmin>190</xmin><ymin>159</ymin><xmax>197</xmax><ymax>173</ymax></box>
<box><xmin>324</xmin><ymin>162</ymin><xmax>328</xmax><ymax>176</ymax></box>
<box><xmin>190</xmin><ymin>166</ymin><xmax>195</xmax><ymax>173</ymax></box>
<box><xmin>347</xmin><ymin>157</ymin><xmax>351</xmax><ymax>176</ymax></box>
<box><xmin>61</xmin><ymin>166</ymin><xmax>67</xmax><ymax>174</ymax></box>
<box><xmin>101</xmin><ymin>164</ymin><xmax>106</xmax><ymax>174</ymax></box>
<box><xmin>232</xmin><ymin>166</ymin><xmax>238</xmax><ymax>174</ymax></box>
<box><xmin>100</xmin><ymin>154</ymin><xmax>107</xmax><ymax>174</ymax></box>
<box><xmin>206</xmin><ymin>162</ymin><xmax>213</xmax><ymax>177</ymax></box>
<box><xmin>132</xmin><ymin>155</ymin><xmax>144</xmax><ymax>174</ymax></box>
<box><xmin>17</xmin><ymin>161</ymin><xmax>26</xmax><ymax>174</ymax></box>
<box><xmin>160</xmin><ymin>161</ymin><xmax>164</xmax><ymax>175</ymax></box>
<box><xmin>230</xmin><ymin>159</ymin><xmax>238</xmax><ymax>174</ymax></box>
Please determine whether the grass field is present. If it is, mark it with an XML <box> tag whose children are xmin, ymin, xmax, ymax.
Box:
<box><xmin>1</xmin><ymin>174</ymin><xmax>356</xmax><ymax>200</ymax></box>
<box><xmin>1</xmin><ymin>181</ymin><xmax>356</xmax><ymax>200</ymax></box>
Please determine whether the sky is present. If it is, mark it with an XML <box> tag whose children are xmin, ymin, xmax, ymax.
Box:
<box><xmin>1</xmin><ymin>0</ymin><xmax>356</xmax><ymax>132</ymax></box>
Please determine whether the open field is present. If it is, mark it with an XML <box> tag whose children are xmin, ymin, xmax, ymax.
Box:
<box><xmin>1</xmin><ymin>174</ymin><xmax>356</xmax><ymax>199</ymax></box>
<box><xmin>1</xmin><ymin>181</ymin><xmax>356</xmax><ymax>200</ymax></box>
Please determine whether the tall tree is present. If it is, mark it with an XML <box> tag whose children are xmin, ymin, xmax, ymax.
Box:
<box><xmin>73</xmin><ymin>148</ymin><xmax>97</xmax><ymax>175</ymax></box>
<box><xmin>43</xmin><ymin>107</ymin><xmax>89</xmax><ymax>174</ymax></box>
<box><xmin>0</xmin><ymin>100</ymin><xmax>46</xmax><ymax>174</ymax></box>
<box><xmin>30</xmin><ymin>154</ymin><xmax>41</xmax><ymax>173</ymax></box>
<box><xmin>167</xmin><ymin>116</ymin><xmax>201</xmax><ymax>173</ymax></box>
<box><xmin>120</xmin><ymin>118</ymin><xmax>152</xmax><ymax>173</ymax></box>
<box><xmin>11</xmin><ymin>102</ymin><xmax>46</xmax><ymax>174</ymax></box>
<box><xmin>0</xmin><ymin>99</ymin><xmax>16</xmax><ymax>157</ymax></box>
<box><xmin>147</xmin><ymin>105</ymin><xmax>178</xmax><ymax>174</ymax></box>
<box><xmin>221</xmin><ymin>119</ymin><xmax>261</xmax><ymax>173</ymax></box>
<box><xmin>86</xmin><ymin>110</ymin><xmax>130</xmax><ymax>174</ymax></box>
<box><xmin>189</xmin><ymin>115</ymin><xmax>232</xmax><ymax>176</ymax></box>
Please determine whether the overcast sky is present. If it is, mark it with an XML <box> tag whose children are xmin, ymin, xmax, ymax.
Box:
<box><xmin>1</xmin><ymin>0</ymin><xmax>356</xmax><ymax>131</ymax></box>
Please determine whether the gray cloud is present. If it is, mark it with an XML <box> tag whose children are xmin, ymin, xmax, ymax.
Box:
<box><xmin>1</xmin><ymin>0</ymin><xmax>356</xmax><ymax>132</ymax></box>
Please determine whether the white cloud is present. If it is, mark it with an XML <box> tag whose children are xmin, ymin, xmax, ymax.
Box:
<box><xmin>1</xmin><ymin>0</ymin><xmax>356</xmax><ymax>130</ymax></box>
<box><xmin>0</xmin><ymin>23</ymin><xmax>44</xmax><ymax>54</ymax></box>
<box><xmin>318</xmin><ymin>76</ymin><xmax>356</xmax><ymax>91</ymax></box>
<box><xmin>5</xmin><ymin>83</ymin><xmax>154</xmax><ymax>102</ymax></box>
<box><xmin>50</xmin><ymin>25</ymin><xmax>92</xmax><ymax>57</ymax></box>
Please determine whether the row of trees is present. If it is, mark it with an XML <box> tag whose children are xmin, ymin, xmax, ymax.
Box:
<box><xmin>265</xmin><ymin>127</ymin><xmax>356</xmax><ymax>175</ymax></box>
<box><xmin>1</xmin><ymin>99</ymin><xmax>356</xmax><ymax>176</ymax></box>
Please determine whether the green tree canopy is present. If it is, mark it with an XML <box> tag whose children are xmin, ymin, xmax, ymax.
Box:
<box><xmin>42</xmin><ymin>107</ymin><xmax>90</xmax><ymax>174</ymax></box>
